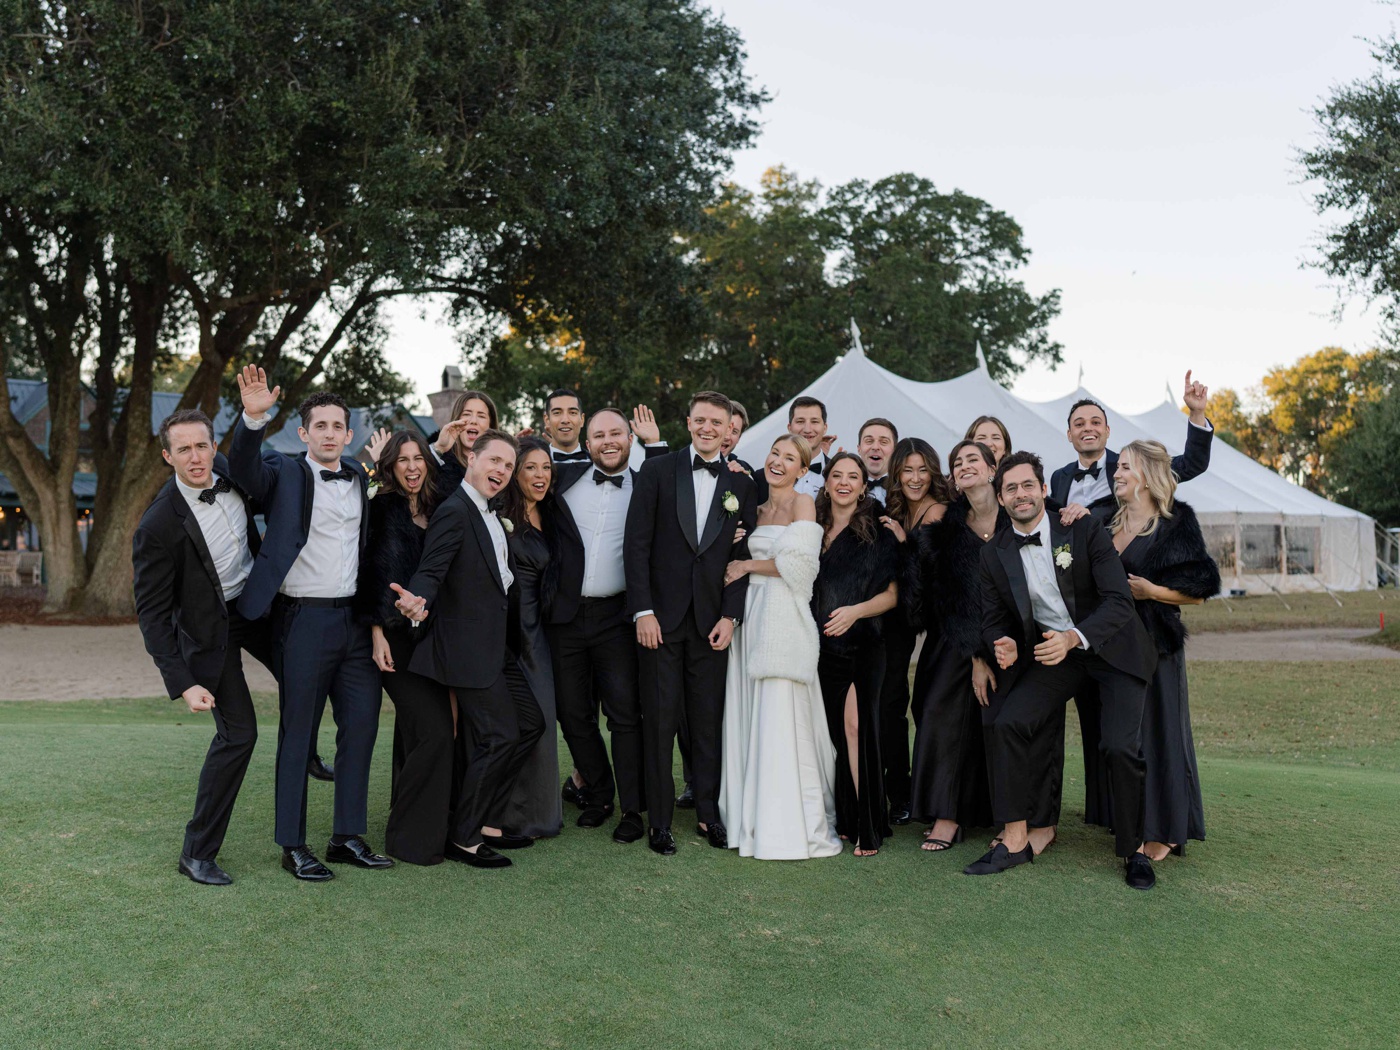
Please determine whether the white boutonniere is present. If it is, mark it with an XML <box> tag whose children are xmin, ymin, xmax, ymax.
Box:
<box><xmin>1053</xmin><ymin>543</ymin><xmax>1073</xmax><ymax>569</ymax></box>
<box><xmin>721</xmin><ymin>491</ymin><xmax>739</xmax><ymax>516</ymax></box>
<box><xmin>500</xmin><ymin>516</ymin><xmax>514</xmax><ymax>534</ymax></box>
<box><xmin>366</xmin><ymin>483</ymin><xmax>379</xmax><ymax>500</ymax></box>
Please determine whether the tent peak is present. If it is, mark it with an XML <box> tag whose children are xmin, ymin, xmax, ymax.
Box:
<box><xmin>975</xmin><ymin>340</ymin><xmax>989</xmax><ymax>375</ymax></box>
<box><xmin>848</xmin><ymin>318</ymin><xmax>866</xmax><ymax>357</ymax></box>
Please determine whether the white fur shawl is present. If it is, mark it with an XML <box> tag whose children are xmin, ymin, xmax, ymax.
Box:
<box><xmin>747</xmin><ymin>520</ymin><xmax>822</xmax><ymax>685</ymax></box>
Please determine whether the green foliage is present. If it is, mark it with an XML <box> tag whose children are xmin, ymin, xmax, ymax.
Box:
<box><xmin>1329</xmin><ymin>390</ymin><xmax>1400</xmax><ymax>525</ymax></box>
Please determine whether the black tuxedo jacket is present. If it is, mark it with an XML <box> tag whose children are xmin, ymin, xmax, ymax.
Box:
<box><xmin>406</xmin><ymin>485</ymin><xmax>514</xmax><ymax>689</ymax></box>
<box><xmin>132</xmin><ymin>456</ymin><xmax>269</xmax><ymax>699</ymax></box>
<box><xmin>979</xmin><ymin>514</ymin><xmax>1156</xmax><ymax>693</ymax></box>
<box><xmin>547</xmin><ymin>447</ymin><xmax>669</xmax><ymax>625</ymax></box>
<box><xmin>625</xmin><ymin>449</ymin><xmax>758</xmax><ymax>634</ymax></box>
<box><xmin>1049</xmin><ymin>420</ymin><xmax>1213</xmax><ymax>518</ymax></box>
<box><xmin>227</xmin><ymin>415</ymin><xmax>370</xmax><ymax>619</ymax></box>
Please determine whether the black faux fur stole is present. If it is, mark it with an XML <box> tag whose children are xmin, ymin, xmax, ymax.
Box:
<box><xmin>1133</xmin><ymin>500</ymin><xmax>1221</xmax><ymax>654</ymax></box>
<box><xmin>910</xmin><ymin>499</ymin><xmax>996</xmax><ymax>660</ymax></box>
<box><xmin>358</xmin><ymin>492</ymin><xmax>426</xmax><ymax>630</ymax></box>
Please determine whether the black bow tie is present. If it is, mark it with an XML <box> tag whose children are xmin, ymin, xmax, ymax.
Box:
<box><xmin>320</xmin><ymin>467</ymin><xmax>356</xmax><ymax>482</ymax></box>
<box><xmin>1013</xmin><ymin>531</ymin><xmax>1043</xmax><ymax>548</ymax></box>
<box><xmin>554</xmin><ymin>447</ymin><xmax>590</xmax><ymax>462</ymax></box>
<box><xmin>869</xmin><ymin>475</ymin><xmax>886</xmax><ymax>490</ymax></box>
<box><xmin>1072</xmin><ymin>463</ymin><xmax>1102</xmax><ymax>482</ymax></box>
<box><xmin>692</xmin><ymin>455</ymin><xmax>722</xmax><ymax>477</ymax></box>
<box><xmin>593</xmin><ymin>469</ymin><xmax>624</xmax><ymax>488</ymax></box>
<box><xmin>809</xmin><ymin>459</ymin><xmax>824</xmax><ymax>476</ymax></box>
<box><xmin>197</xmin><ymin>477</ymin><xmax>231</xmax><ymax>505</ymax></box>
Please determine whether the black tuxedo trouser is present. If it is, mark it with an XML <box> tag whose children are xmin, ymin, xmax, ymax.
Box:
<box><xmin>269</xmin><ymin>602</ymin><xmax>381</xmax><ymax>848</ymax></box>
<box><xmin>988</xmin><ymin>651</ymin><xmax>1147</xmax><ymax>858</ymax></box>
<box><xmin>548</xmin><ymin>595</ymin><xmax>645</xmax><ymax>813</ymax></box>
<box><xmin>383</xmin><ymin>631</ymin><xmax>455</xmax><ymax>865</ymax></box>
<box><xmin>183</xmin><ymin>609</ymin><xmax>263</xmax><ymax>860</ymax></box>
<box><xmin>450</xmin><ymin>657</ymin><xmax>545</xmax><ymax>847</ymax></box>
<box><xmin>638</xmin><ymin>607</ymin><xmax>728</xmax><ymax>829</ymax></box>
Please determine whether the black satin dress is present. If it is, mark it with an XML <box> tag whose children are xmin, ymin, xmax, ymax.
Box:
<box><xmin>1093</xmin><ymin>532</ymin><xmax>1206</xmax><ymax>852</ymax></box>
<box><xmin>499</xmin><ymin>525</ymin><xmax>562</xmax><ymax>838</ymax></box>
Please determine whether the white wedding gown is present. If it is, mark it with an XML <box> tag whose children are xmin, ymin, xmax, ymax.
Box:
<box><xmin>719</xmin><ymin>524</ymin><xmax>841</xmax><ymax>859</ymax></box>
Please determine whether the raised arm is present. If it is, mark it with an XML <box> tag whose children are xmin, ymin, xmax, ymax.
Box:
<box><xmin>402</xmin><ymin>501</ymin><xmax>464</xmax><ymax>626</ymax></box>
<box><xmin>228</xmin><ymin>365</ymin><xmax>283</xmax><ymax>502</ymax></box>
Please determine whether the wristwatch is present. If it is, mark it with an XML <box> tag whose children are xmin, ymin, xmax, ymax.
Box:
<box><xmin>727</xmin><ymin>615</ymin><xmax>742</xmax><ymax>626</ymax></box>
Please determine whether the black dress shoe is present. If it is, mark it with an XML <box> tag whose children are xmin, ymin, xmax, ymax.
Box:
<box><xmin>696</xmin><ymin>821</ymin><xmax>728</xmax><ymax>849</ymax></box>
<box><xmin>178</xmin><ymin>854</ymin><xmax>232</xmax><ymax>886</ymax></box>
<box><xmin>1125</xmin><ymin>851</ymin><xmax>1157</xmax><ymax>891</ymax></box>
<box><xmin>648</xmin><ymin>828</ymin><xmax>677</xmax><ymax>856</ymax></box>
<box><xmin>962</xmin><ymin>842</ymin><xmax>1034</xmax><ymax>876</ymax></box>
<box><xmin>561</xmin><ymin>777</ymin><xmax>586</xmax><ymax>809</ymax></box>
<box><xmin>577</xmin><ymin>802</ymin><xmax>615</xmax><ymax>829</ymax></box>
<box><xmin>481</xmin><ymin>832</ymin><xmax>534</xmax><ymax>850</ymax></box>
<box><xmin>282</xmin><ymin>846</ymin><xmax>334</xmax><ymax>881</ymax></box>
<box><xmin>445</xmin><ymin>841</ymin><xmax>512</xmax><ymax>869</ymax></box>
<box><xmin>308</xmin><ymin>754</ymin><xmax>335</xmax><ymax>782</ymax></box>
<box><xmin>325</xmin><ymin>836</ymin><xmax>394</xmax><ymax>869</ymax></box>
<box><xmin>889</xmin><ymin>806</ymin><xmax>912</xmax><ymax>826</ymax></box>
<box><xmin>674</xmin><ymin>784</ymin><xmax>696</xmax><ymax>809</ymax></box>
<box><xmin>613</xmin><ymin>811</ymin><xmax>645</xmax><ymax>844</ymax></box>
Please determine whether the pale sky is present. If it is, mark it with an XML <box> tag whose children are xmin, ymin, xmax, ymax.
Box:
<box><xmin>385</xmin><ymin>0</ymin><xmax>1395</xmax><ymax>415</ymax></box>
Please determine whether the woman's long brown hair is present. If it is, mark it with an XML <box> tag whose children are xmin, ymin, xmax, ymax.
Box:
<box><xmin>815</xmin><ymin>451</ymin><xmax>880</xmax><ymax>545</ymax></box>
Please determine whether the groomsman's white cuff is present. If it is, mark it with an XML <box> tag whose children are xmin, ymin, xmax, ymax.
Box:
<box><xmin>1072</xmin><ymin>628</ymin><xmax>1090</xmax><ymax>651</ymax></box>
<box><xmin>634</xmin><ymin>610</ymin><xmax>654</xmax><ymax>621</ymax></box>
<box><xmin>241</xmin><ymin>412</ymin><xmax>270</xmax><ymax>430</ymax></box>
<box><xmin>645</xmin><ymin>442</ymin><xmax>665</xmax><ymax>448</ymax></box>
<box><xmin>1189</xmin><ymin>418</ymin><xmax>1213</xmax><ymax>432</ymax></box>
<box><xmin>429</xmin><ymin>446</ymin><xmax>445</xmax><ymax>464</ymax></box>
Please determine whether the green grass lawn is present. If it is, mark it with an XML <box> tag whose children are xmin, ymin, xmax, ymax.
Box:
<box><xmin>2</xmin><ymin>661</ymin><xmax>1398</xmax><ymax>1049</ymax></box>
<box><xmin>1182</xmin><ymin>587</ymin><xmax>1396</xmax><ymax>633</ymax></box>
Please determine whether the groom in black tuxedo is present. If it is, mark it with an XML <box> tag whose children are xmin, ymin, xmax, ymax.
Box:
<box><xmin>625</xmin><ymin>391</ymin><xmax>758</xmax><ymax>855</ymax></box>
<box><xmin>966</xmin><ymin>451</ymin><xmax>1160</xmax><ymax>890</ymax></box>
<box><xmin>133</xmin><ymin>410</ymin><xmax>271</xmax><ymax>885</ymax></box>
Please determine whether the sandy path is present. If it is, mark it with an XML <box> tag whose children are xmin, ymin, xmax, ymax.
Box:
<box><xmin>0</xmin><ymin>624</ymin><xmax>278</xmax><ymax>701</ymax></box>
<box><xmin>0</xmin><ymin>623</ymin><xmax>1394</xmax><ymax>701</ymax></box>
<box><xmin>1185</xmin><ymin>627</ymin><xmax>1399</xmax><ymax>662</ymax></box>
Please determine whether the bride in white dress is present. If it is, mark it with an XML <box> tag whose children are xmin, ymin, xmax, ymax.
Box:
<box><xmin>719</xmin><ymin>434</ymin><xmax>841</xmax><ymax>860</ymax></box>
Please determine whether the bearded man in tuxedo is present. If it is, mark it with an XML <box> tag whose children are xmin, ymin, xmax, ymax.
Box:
<box><xmin>625</xmin><ymin>391</ymin><xmax>758</xmax><ymax>855</ymax></box>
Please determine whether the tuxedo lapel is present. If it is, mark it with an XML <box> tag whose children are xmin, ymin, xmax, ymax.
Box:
<box><xmin>462</xmin><ymin>489</ymin><xmax>505</xmax><ymax>594</ymax></box>
<box><xmin>297</xmin><ymin>456</ymin><xmax>316</xmax><ymax>537</ymax></box>
<box><xmin>350</xmin><ymin>457</ymin><xmax>370</xmax><ymax>553</ymax></box>
<box><xmin>1049</xmin><ymin>518</ymin><xmax>1079</xmax><ymax>622</ymax></box>
<box><xmin>170</xmin><ymin>486</ymin><xmax>224</xmax><ymax>604</ymax></box>
<box><xmin>995</xmin><ymin>536</ymin><xmax>1034</xmax><ymax>637</ymax></box>
<box><xmin>674</xmin><ymin>451</ymin><xmax>699</xmax><ymax>552</ymax></box>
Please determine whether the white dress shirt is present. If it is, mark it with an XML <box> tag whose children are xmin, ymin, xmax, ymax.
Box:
<box><xmin>463</xmin><ymin>481</ymin><xmax>514</xmax><ymax>592</ymax></box>
<box><xmin>1012</xmin><ymin>512</ymin><xmax>1088</xmax><ymax>651</ymax></box>
<box><xmin>689</xmin><ymin>444</ymin><xmax>722</xmax><ymax>540</ymax></box>
<box><xmin>562</xmin><ymin>467</ymin><xmax>630</xmax><ymax>598</ymax></box>
<box><xmin>868</xmin><ymin>476</ymin><xmax>889</xmax><ymax>506</ymax></box>
<box><xmin>175</xmin><ymin>474</ymin><xmax>253</xmax><ymax>602</ymax></box>
<box><xmin>793</xmin><ymin>452</ymin><xmax>828</xmax><ymax>499</ymax></box>
<box><xmin>280</xmin><ymin>452</ymin><xmax>362</xmax><ymax>599</ymax></box>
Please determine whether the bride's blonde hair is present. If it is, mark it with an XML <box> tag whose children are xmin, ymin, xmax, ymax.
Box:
<box><xmin>1111</xmin><ymin>439</ymin><xmax>1175</xmax><ymax>537</ymax></box>
<box><xmin>771</xmin><ymin>433</ymin><xmax>813</xmax><ymax>470</ymax></box>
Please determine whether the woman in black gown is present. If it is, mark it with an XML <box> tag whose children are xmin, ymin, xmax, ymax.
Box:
<box><xmin>813</xmin><ymin>452</ymin><xmax>899</xmax><ymax>856</ymax></box>
<box><xmin>361</xmin><ymin>431</ymin><xmax>455</xmax><ymax>865</ymax></box>
<box><xmin>497</xmin><ymin>438</ymin><xmax>563</xmax><ymax>839</ymax></box>
<box><xmin>1107</xmin><ymin>440</ymin><xmax>1219</xmax><ymax>858</ymax></box>
<box><xmin>875</xmin><ymin>438</ymin><xmax>950</xmax><ymax>826</ymax></box>
<box><xmin>908</xmin><ymin>440</ymin><xmax>1004</xmax><ymax>852</ymax></box>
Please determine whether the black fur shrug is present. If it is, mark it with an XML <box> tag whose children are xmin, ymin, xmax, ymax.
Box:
<box><xmin>1127</xmin><ymin>500</ymin><xmax>1221</xmax><ymax>654</ymax></box>
<box><xmin>812</xmin><ymin>525</ymin><xmax>899</xmax><ymax>655</ymax></box>
<box><xmin>907</xmin><ymin>499</ymin><xmax>1008</xmax><ymax>660</ymax></box>
<box><xmin>357</xmin><ymin>491</ymin><xmax>426</xmax><ymax>636</ymax></box>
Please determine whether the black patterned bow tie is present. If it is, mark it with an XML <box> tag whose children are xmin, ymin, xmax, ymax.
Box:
<box><xmin>593</xmin><ymin>469</ymin><xmax>624</xmax><ymax>488</ymax></box>
<box><xmin>320</xmin><ymin>467</ymin><xmax>356</xmax><ymax>482</ymax></box>
<box><xmin>1013</xmin><ymin>531</ymin><xmax>1043</xmax><ymax>548</ymax></box>
<box><xmin>692</xmin><ymin>455</ymin><xmax>722</xmax><ymax>477</ymax></box>
<box><xmin>1072</xmin><ymin>463</ymin><xmax>1102</xmax><ymax>482</ymax></box>
<box><xmin>197</xmin><ymin>477</ymin><xmax>231</xmax><ymax>505</ymax></box>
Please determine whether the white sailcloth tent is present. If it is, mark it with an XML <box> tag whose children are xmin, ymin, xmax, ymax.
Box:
<box><xmin>736</xmin><ymin>330</ymin><xmax>1378</xmax><ymax>593</ymax></box>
